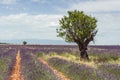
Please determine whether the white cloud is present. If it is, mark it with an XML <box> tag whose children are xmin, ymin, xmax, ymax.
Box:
<box><xmin>59</xmin><ymin>0</ymin><xmax>120</xmax><ymax>13</ymax></box>
<box><xmin>0</xmin><ymin>13</ymin><xmax>62</xmax><ymax>27</ymax></box>
<box><xmin>31</xmin><ymin>0</ymin><xmax>48</xmax><ymax>3</ymax></box>
<box><xmin>0</xmin><ymin>0</ymin><xmax>16</xmax><ymax>4</ymax></box>
<box><xmin>0</xmin><ymin>13</ymin><xmax>62</xmax><ymax>40</ymax></box>
<box><xmin>31</xmin><ymin>0</ymin><xmax>39</xmax><ymax>2</ymax></box>
<box><xmin>93</xmin><ymin>13</ymin><xmax>120</xmax><ymax>45</ymax></box>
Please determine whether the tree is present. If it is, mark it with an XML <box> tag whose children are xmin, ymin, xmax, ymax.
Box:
<box><xmin>56</xmin><ymin>10</ymin><xmax>98</xmax><ymax>60</ymax></box>
<box><xmin>23</xmin><ymin>41</ymin><xmax>27</xmax><ymax>45</ymax></box>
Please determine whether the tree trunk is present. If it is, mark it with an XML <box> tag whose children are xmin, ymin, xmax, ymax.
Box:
<box><xmin>80</xmin><ymin>48</ymin><xmax>89</xmax><ymax>60</ymax></box>
<box><xmin>78</xmin><ymin>45</ymin><xmax>89</xmax><ymax>61</ymax></box>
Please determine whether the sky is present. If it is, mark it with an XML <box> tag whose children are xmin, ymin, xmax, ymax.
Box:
<box><xmin>0</xmin><ymin>0</ymin><xmax>120</xmax><ymax>45</ymax></box>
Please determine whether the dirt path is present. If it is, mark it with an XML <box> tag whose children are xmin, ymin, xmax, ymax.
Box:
<box><xmin>38</xmin><ymin>58</ymin><xmax>70</xmax><ymax>80</ymax></box>
<box><xmin>9</xmin><ymin>50</ymin><xmax>23</xmax><ymax>80</ymax></box>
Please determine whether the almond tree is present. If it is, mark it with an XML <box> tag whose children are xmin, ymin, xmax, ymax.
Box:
<box><xmin>57</xmin><ymin>10</ymin><xmax>98</xmax><ymax>60</ymax></box>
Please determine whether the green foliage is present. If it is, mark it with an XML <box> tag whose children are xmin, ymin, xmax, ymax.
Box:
<box><xmin>0</xmin><ymin>58</ymin><xmax>9</xmax><ymax>72</ymax></box>
<box><xmin>36</xmin><ymin>52</ymin><xmax>45</xmax><ymax>57</ymax></box>
<box><xmin>59</xmin><ymin>53</ymin><xmax>70</xmax><ymax>57</ymax></box>
<box><xmin>48</xmin><ymin>52</ymin><xmax>57</xmax><ymax>56</ymax></box>
<box><xmin>57</xmin><ymin>10</ymin><xmax>97</xmax><ymax>45</ymax></box>
<box><xmin>0</xmin><ymin>60</ymin><xmax>4</xmax><ymax>68</ymax></box>
<box><xmin>0</xmin><ymin>76</ymin><xmax>2</xmax><ymax>80</ymax></box>
<box><xmin>90</xmin><ymin>53</ymin><xmax>120</xmax><ymax>62</ymax></box>
<box><xmin>23</xmin><ymin>41</ymin><xmax>27</xmax><ymax>45</ymax></box>
<box><xmin>0</xmin><ymin>58</ymin><xmax>11</xmax><ymax>80</ymax></box>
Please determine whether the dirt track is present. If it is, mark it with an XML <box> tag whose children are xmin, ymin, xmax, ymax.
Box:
<box><xmin>9</xmin><ymin>50</ymin><xmax>23</xmax><ymax>80</ymax></box>
<box><xmin>38</xmin><ymin>58</ymin><xmax>69</xmax><ymax>80</ymax></box>
<box><xmin>9</xmin><ymin>50</ymin><xmax>69</xmax><ymax>80</ymax></box>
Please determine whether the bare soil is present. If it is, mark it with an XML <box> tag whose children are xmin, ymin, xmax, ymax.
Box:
<box><xmin>9</xmin><ymin>50</ymin><xmax>23</xmax><ymax>80</ymax></box>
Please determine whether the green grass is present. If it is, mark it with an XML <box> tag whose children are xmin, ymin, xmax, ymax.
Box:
<box><xmin>36</xmin><ymin>52</ymin><xmax>45</xmax><ymax>57</ymax></box>
<box><xmin>89</xmin><ymin>53</ymin><xmax>120</xmax><ymax>62</ymax></box>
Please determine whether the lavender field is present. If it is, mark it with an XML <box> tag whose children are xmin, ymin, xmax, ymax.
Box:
<box><xmin>0</xmin><ymin>45</ymin><xmax>120</xmax><ymax>80</ymax></box>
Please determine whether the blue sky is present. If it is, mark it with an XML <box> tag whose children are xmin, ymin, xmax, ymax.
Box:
<box><xmin>0</xmin><ymin>0</ymin><xmax>120</xmax><ymax>45</ymax></box>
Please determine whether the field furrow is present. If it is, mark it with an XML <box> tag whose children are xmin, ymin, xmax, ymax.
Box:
<box><xmin>9</xmin><ymin>50</ymin><xmax>23</xmax><ymax>80</ymax></box>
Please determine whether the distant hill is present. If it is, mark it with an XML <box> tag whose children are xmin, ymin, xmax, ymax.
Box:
<box><xmin>0</xmin><ymin>42</ymin><xmax>9</xmax><ymax>44</ymax></box>
<box><xmin>0</xmin><ymin>39</ymin><xmax>75</xmax><ymax>45</ymax></box>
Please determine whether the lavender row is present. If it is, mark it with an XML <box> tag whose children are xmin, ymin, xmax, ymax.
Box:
<box><xmin>48</xmin><ymin>57</ymin><xmax>98</xmax><ymax>80</ymax></box>
<box><xmin>0</xmin><ymin>45</ymin><xmax>120</xmax><ymax>55</ymax></box>
<box><xmin>20</xmin><ymin>49</ymin><xmax>58</xmax><ymax>80</ymax></box>
<box><xmin>48</xmin><ymin>57</ymin><xmax>120</xmax><ymax>80</ymax></box>
<box><xmin>0</xmin><ymin>48</ymin><xmax>17</xmax><ymax>80</ymax></box>
<box><xmin>90</xmin><ymin>45</ymin><xmax>120</xmax><ymax>49</ymax></box>
<box><xmin>96</xmin><ymin>64</ymin><xmax>120</xmax><ymax>80</ymax></box>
